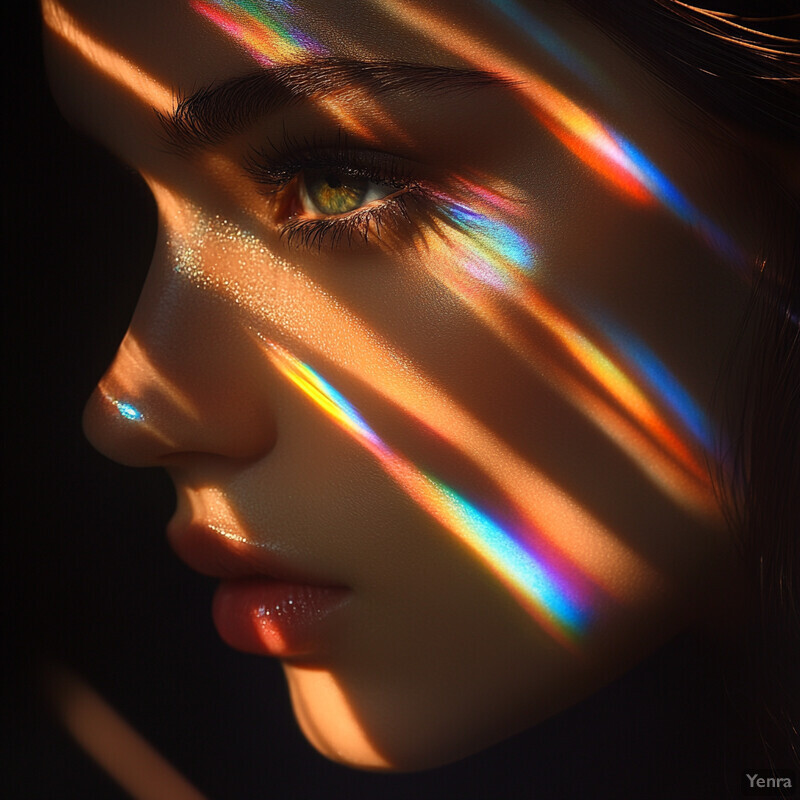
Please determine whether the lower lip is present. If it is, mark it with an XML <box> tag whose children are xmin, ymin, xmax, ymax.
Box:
<box><xmin>212</xmin><ymin>578</ymin><xmax>350</xmax><ymax>658</ymax></box>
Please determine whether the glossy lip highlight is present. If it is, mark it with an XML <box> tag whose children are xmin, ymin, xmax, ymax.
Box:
<box><xmin>167</xmin><ymin>518</ymin><xmax>349</xmax><ymax>588</ymax></box>
<box><xmin>212</xmin><ymin>578</ymin><xmax>351</xmax><ymax>658</ymax></box>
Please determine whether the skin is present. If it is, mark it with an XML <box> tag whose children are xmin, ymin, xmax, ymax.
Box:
<box><xmin>43</xmin><ymin>0</ymin><xmax>757</xmax><ymax>772</ymax></box>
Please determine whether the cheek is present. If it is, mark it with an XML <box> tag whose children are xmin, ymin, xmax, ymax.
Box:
<box><xmin>218</xmin><ymin>345</ymin><xmax>709</xmax><ymax>773</ymax></box>
<box><xmin>255</xmin><ymin>217</ymin><xmax>741</xmax><ymax>769</ymax></box>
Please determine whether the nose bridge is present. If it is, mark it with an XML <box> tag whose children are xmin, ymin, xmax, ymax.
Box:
<box><xmin>83</xmin><ymin>218</ymin><xmax>277</xmax><ymax>467</ymax></box>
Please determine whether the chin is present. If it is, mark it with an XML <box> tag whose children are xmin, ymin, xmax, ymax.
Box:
<box><xmin>282</xmin><ymin>662</ymin><xmax>550</xmax><ymax>773</ymax></box>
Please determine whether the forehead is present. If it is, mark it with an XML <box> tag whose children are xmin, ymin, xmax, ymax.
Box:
<box><xmin>42</xmin><ymin>0</ymin><xmax>666</xmax><ymax>139</ymax></box>
<box><xmin>42</xmin><ymin>0</ymin><xmax>597</xmax><ymax>72</ymax></box>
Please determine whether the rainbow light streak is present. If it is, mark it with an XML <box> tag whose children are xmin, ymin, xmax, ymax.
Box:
<box><xmin>266</xmin><ymin>341</ymin><xmax>590</xmax><ymax>645</ymax></box>
<box><xmin>379</xmin><ymin>0</ymin><xmax>741</xmax><ymax>265</ymax></box>
<box><xmin>428</xmin><ymin>192</ymin><xmax>712</xmax><ymax>493</ymax></box>
<box><xmin>446</xmin><ymin>200</ymin><xmax>535</xmax><ymax>275</ymax></box>
<box><xmin>429</xmin><ymin>191</ymin><xmax>537</xmax><ymax>293</ymax></box>
<box><xmin>534</xmin><ymin>97</ymin><xmax>740</xmax><ymax>265</ymax></box>
<box><xmin>190</xmin><ymin>0</ymin><xmax>325</xmax><ymax>65</ymax></box>
<box><xmin>540</xmin><ymin>305</ymin><xmax>710</xmax><ymax>483</ymax></box>
<box><xmin>589</xmin><ymin>315</ymin><xmax>715</xmax><ymax>452</ymax></box>
<box><xmin>188</xmin><ymin>1</ymin><xmax>395</xmax><ymax>143</ymax></box>
<box><xmin>112</xmin><ymin>400</ymin><xmax>143</xmax><ymax>422</ymax></box>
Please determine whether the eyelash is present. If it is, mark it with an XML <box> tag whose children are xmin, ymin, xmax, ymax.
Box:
<box><xmin>244</xmin><ymin>132</ymin><xmax>429</xmax><ymax>251</ymax></box>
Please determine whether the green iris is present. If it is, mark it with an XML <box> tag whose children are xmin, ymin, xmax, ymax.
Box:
<box><xmin>305</xmin><ymin>171</ymin><xmax>369</xmax><ymax>215</ymax></box>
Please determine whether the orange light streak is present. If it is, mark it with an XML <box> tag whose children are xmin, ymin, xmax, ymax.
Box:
<box><xmin>424</xmin><ymin>227</ymin><xmax>718</xmax><ymax>518</ymax></box>
<box><xmin>318</xmin><ymin>87</ymin><xmax>412</xmax><ymax>147</ymax></box>
<box><xmin>375</xmin><ymin>0</ymin><xmax>655</xmax><ymax>205</ymax></box>
<box><xmin>45</xmin><ymin>664</ymin><xmax>207</xmax><ymax>800</ymax></box>
<box><xmin>42</xmin><ymin>0</ymin><xmax>173</xmax><ymax>113</ymax></box>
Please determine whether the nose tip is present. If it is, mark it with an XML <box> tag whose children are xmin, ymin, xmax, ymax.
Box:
<box><xmin>83</xmin><ymin>387</ymin><xmax>163</xmax><ymax>467</ymax></box>
<box><xmin>83</xmin><ymin>329</ymin><xmax>277</xmax><ymax>468</ymax></box>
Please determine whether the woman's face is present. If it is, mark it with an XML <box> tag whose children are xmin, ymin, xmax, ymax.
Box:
<box><xmin>44</xmin><ymin>0</ymin><xmax>753</xmax><ymax>771</ymax></box>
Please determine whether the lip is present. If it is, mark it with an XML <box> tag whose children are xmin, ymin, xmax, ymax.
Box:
<box><xmin>168</xmin><ymin>521</ymin><xmax>351</xmax><ymax>657</ymax></box>
<box><xmin>167</xmin><ymin>520</ymin><xmax>343</xmax><ymax>584</ymax></box>
<box><xmin>213</xmin><ymin>578</ymin><xmax>351</xmax><ymax>657</ymax></box>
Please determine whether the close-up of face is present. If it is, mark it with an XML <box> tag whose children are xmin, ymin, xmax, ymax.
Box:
<box><xmin>36</xmin><ymin>0</ymin><xmax>774</xmax><ymax>780</ymax></box>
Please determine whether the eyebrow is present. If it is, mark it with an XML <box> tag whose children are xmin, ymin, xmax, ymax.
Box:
<box><xmin>158</xmin><ymin>57</ymin><xmax>512</xmax><ymax>153</ymax></box>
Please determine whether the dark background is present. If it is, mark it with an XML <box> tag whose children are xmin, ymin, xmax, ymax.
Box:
<box><xmin>4</xmin><ymin>4</ymin><xmax>745</xmax><ymax>798</ymax></box>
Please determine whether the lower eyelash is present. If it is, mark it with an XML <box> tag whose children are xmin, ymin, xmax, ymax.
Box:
<box><xmin>280</xmin><ymin>191</ymin><xmax>417</xmax><ymax>251</ymax></box>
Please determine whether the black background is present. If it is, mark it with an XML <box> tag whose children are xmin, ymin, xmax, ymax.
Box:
<box><xmin>4</xmin><ymin>4</ymin><xmax>745</xmax><ymax>798</ymax></box>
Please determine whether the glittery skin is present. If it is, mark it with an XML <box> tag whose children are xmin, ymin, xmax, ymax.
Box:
<box><xmin>161</xmin><ymin>204</ymin><xmax>667</xmax><ymax>609</ymax></box>
<box><xmin>168</xmin><ymin>208</ymin><xmax>411</xmax><ymax>372</ymax></box>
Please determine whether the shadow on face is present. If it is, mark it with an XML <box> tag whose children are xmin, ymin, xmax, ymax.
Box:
<box><xmin>40</xmin><ymin>0</ymin><xmax>755</xmax><ymax>773</ymax></box>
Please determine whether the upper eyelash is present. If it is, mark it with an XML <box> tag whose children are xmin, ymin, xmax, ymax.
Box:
<box><xmin>244</xmin><ymin>129</ymin><xmax>416</xmax><ymax>191</ymax></box>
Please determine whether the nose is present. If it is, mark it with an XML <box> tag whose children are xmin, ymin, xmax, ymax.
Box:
<box><xmin>83</xmin><ymin>227</ymin><xmax>277</xmax><ymax>467</ymax></box>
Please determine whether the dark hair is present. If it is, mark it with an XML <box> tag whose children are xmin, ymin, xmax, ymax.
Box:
<box><xmin>569</xmin><ymin>0</ymin><xmax>800</xmax><ymax>772</ymax></box>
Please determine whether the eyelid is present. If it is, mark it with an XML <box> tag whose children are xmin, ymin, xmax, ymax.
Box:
<box><xmin>245</xmin><ymin>137</ymin><xmax>419</xmax><ymax>192</ymax></box>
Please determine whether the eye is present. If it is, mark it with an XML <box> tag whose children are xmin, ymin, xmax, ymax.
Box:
<box><xmin>243</xmin><ymin>133</ymin><xmax>435</xmax><ymax>251</ymax></box>
<box><xmin>299</xmin><ymin>169</ymin><xmax>396</xmax><ymax>217</ymax></box>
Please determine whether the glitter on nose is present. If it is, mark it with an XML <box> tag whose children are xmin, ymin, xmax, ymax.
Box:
<box><xmin>112</xmin><ymin>400</ymin><xmax>143</xmax><ymax>422</ymax></box>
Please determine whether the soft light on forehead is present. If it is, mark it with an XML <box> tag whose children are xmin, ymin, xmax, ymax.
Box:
<box><xmin>42</xmin><ymin>0</ymin><xmax>173</xmax><ymax>112</ymax></box>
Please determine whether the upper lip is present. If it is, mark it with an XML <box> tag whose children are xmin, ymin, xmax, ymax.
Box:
<box><xmin>167</xmin><ymin>521</ymin><xmax>345</xmax><ymax>587</ymax></box>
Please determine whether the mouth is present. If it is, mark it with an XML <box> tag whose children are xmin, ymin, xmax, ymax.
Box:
<box><xmin>167</xmin><ymin>521</ymin><xmax>351</xmax><ymax>659</ymax></box>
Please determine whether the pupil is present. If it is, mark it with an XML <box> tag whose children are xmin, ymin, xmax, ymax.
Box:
<box><xmin>306</xmin><ymin>171</ymin><xmax>369</xmax><ymax>215</ymax></box>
